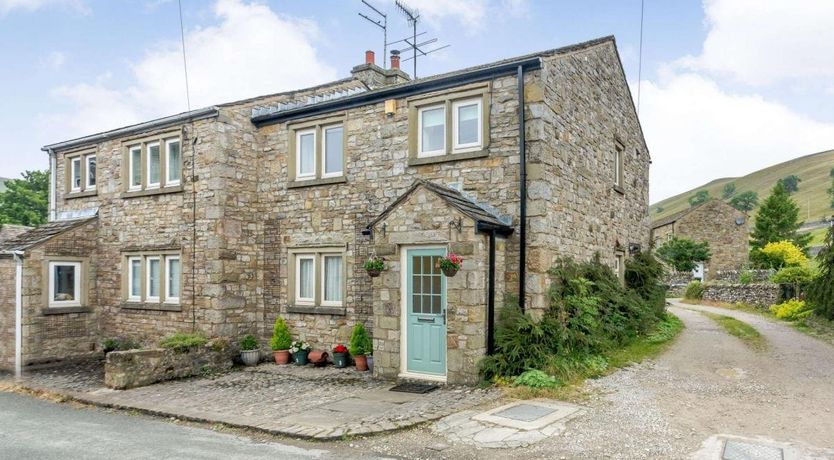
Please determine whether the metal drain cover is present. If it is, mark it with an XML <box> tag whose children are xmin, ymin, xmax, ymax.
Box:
<box><xmin>723</xmin><ymin>440</ymin><xmax>784</xmax><ymax>460</ymax></box>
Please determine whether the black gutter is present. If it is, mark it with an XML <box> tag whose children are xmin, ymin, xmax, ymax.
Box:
<box><xmin>517</xmin><ymin>65</ymin><xmax>527</xmax><ymax>313</ymax></box>
<box><xmin>252</xmin><ymin>57</ymin><xmax>542</xmax><ymax>126</ymax></box>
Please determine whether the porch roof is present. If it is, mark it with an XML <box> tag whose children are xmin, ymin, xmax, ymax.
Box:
<box><xmin>0</xmin><ymin>217</ymin><xmax>97</xmax><ymax>253</ymax></box>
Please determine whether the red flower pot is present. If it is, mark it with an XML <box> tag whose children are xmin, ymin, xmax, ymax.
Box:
<box><xmin>354</xmin><ymin>354</ymin><xmax>369</xmax><ymax>371</ymax></box>
<box><xmin>273</xmin><ymin>350</ymin><xmax>290</xmax><ymax>365</ymax></box>
<box><xmin>308</xmin><ymin>350</ymin><xmax>329</xmax><ymax>366</ymax></box>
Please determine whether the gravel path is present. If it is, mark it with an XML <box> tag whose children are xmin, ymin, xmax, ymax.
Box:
<box><xmin>353</xmin><ymin>301</ymin><xmax>834</xmax><ymax>459</ymax></box>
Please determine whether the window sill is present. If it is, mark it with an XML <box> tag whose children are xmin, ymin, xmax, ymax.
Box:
<box><xmin>287</xmin><ymin>304</ymin><xmax>345</xmax><ymax>316</ymax></box>
<box><xmin>612</xmin><ymin>185</ymin><xmax>625</xmax><ymax>195</ymax></box>
<box><xmin>288</xmin><ymin>176</ymin><xmax>346</xmax><ymax>189</ymax></box>
<box><xmin>121</xmin><ymin>185</ymin><xmax>183</xmax><ymax>199</ymax></box>
<box><xmin>408</xmin><ymin>149</ymin><xmax>489</xmax><ymax>167</ymax></box>
<box><xmin>121</xmin><ymin>302</ymin><xmax>182</xmax><ymax>312</ymax></box>
<box><xmin>42</xmin><ymin>306</ymin><xmax>90</xmax><ymax>315</ymax></box>
<box><xmin>64</xmin><ymin>190</ymin><xmax>98</xmax><ymax>200</ymax></box>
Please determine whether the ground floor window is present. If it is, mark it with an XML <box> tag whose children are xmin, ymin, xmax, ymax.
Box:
<box><xmin>124</xmin><ymin>253</ymin><xmax>181</xmax><ymax>305</ymax></box>
<box><xmin>289</xmin><ymin>248</ymin><xmax>345</xmax><ymax>309</ymax></box>
<box><xmin>48</xmin><ymin>261</ymin><xmax>82</xmax><ymax>308</ymax></box>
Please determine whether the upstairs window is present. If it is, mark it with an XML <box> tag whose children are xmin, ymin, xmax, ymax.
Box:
<box><xmin>418</xmin><ymin>106</ymin><xmax>446</xmax><ymax>157</ymax></box>
<box><xmin>296</xmin><ymin>130</ymin><xmax>316</xmax><ymax>180</ymax></box>
<box><xmin>613</xmin><ymin>139</ymin><xmax>625</xmax><ymax>191</ymax></box>
<box><xmin>288</xmin><ymin>117</ymin><xmax>345</xmax><ymax>185</ymax></box>
<box><xmin>408</xmin><ymin>85</ymin><xmax>490</xmax><ymax>163</ymax></box>
<box><xmin>453</xmin><ymin>99</ymin><xmax>482</xmax><ymax>150</ymax></box>
<box><xmin>129</xmin><ymin>146</ymin><xmax>142</xmax><ymax>190</ymax></box>
<box><xmin>125</xmin><ymin>134</ymin><xmax>182</xmax><ymax>194</ymax></box>
<box><xmin>166</xmin><ymin>139</ymin><xmax>181</xmax><ymax>186</ymax></box>
<box><xmin>65</xmin><ymin>151</ymin><xmax>96</xmax><ymax>195</ymax></box>
<box><xmin>323</xmin><ymin>125</ymin><xmax>344</xmax><ymax>178</ymax></box>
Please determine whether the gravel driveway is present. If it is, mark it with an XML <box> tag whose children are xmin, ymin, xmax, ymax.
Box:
<box><xmin>353</xmin><ymin>301</ymin><xmax>834</xmax><ymax>459</ymax></box>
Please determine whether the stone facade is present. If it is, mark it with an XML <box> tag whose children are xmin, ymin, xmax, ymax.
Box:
<box><xmin>652</xmin><ymin>199</ymin><xmax>749</xmax><ymax>279</ymax></box>
<box><xmin>1</xmin><ymin>37</ymin><xmax>650</xmax><ymax>383</ymax></box>
<box><xmin>701</xmin><ymin>283</ymin><xmax>782</xmax><ymax>308</ymax></box>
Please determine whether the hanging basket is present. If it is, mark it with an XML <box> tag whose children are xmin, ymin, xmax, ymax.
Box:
<box><xmin>442</xmin><ymin>266</ymin><xmax>459</xmax><ymax>277</ymax></box>
<box><xmin>367</xmin><ymin>268</ymin><xmax>382</xmax><ymax>278</ymax></box>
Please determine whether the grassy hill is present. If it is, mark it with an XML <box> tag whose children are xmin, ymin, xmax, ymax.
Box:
<box><xmin>651</xmin><ymin>149</ymin><xmax>834</xmax><ymax>225</ymax></box>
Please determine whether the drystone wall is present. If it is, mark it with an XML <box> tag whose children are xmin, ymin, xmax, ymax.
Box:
<box><xmin>702</xmin><ymin>283</ymin><xmax>782</xmax><ymax>308</ymax></box>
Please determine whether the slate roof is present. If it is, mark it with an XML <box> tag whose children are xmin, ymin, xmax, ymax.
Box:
<box><xmin>0</xmin><ymin>217</ymin><xmax>96</xmax><ymax>253</ymax></box>
<box><xmin>651</xmin><ymin>207</ymin><xmax>695</xmax><ymax>229</ymax></box>
<box><xmin>369</xmin><ymin>180</ymin><xmax>513</xmax><ymax>235</ymax></box>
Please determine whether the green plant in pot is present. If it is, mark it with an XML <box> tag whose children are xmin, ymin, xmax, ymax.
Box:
<box><xmin>364</xmin><ymin>256</ymin><xmax>385</xmax><ymax>277</ymax></box>
<box><xmin>332</xmin><ymin>344</ymin><xmax>349</xmax><ymax>368</ymax></box>
<box><xmin>270</xmin><ymin>318</ymin><xmax>292</xmax><ymax>365</ymax></box>
<box><xmin>349</xmin><ymin>323</ymin><xmax>373</xmax><ymax>371</ymax></box>
<box><xmin>439</xmin><ymin>253</ymin><xmax>463</xmax><ymax>277</ymax></box>
<box><xmin>290</xmin><ymin>340</ymin><xmax>311</xmax><ymax>365</ymax></box>
<box><xmin>239</xmin><ymin>334</ymin><xmax>260</xmax><ymax>366</ymax></box>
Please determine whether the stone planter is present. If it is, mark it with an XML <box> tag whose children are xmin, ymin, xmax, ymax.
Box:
<box><xmin>293</xmin><ymin>350</ymin><xmax>310</xmax><ymax>366</ymax></box>
<box><xmin>332</xmin><ymin>352</ymin><xmax>348</xmax><ymax>368</ymax></box>
<box><xmin>240</xmin><ymin>349</ymin><xmax>260</xmax><ymax>366</ymax></box>
<box><xmin>105</xmin><ymin>341</ymin><xmax>233</xmax><ymax>390</ymax></box>
<box><xmin>354</xmin><ymin>354</ymin><xmax>368</xmax><ymax>371</ymax></box>
<box><xmin>273</xmin><ymin>350</ymin><xmax>290</xmax><ymax>365</ymax></box>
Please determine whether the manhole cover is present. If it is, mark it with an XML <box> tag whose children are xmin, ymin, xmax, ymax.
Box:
<box><xmin>493</xmin><ymin>404</ymin><xmax>557</xmax><ymax>422</ymax></box>
<box><xmin>723</xmin><ymin>440</ymin><xmax>784</xmax><ymax>460</ymax></box>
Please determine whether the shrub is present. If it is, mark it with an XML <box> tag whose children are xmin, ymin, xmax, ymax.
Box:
<box><xmin>770</xmin><ymin>266</ymin><xmax>815</xmax><ymax>285</ymax></box>
<box><xmin>349</xmin><ymin>323</ymin><xmax>372</xmax><ymax>356</ymax></box>
<box><xmin>160</xmin><ymin>332</ymin><xmax>208</xmax><ymax>352</ymax></box>
<box><xmin>683</xmin><ymin>280</ymin><xmax>704</xmax><ymax>300</ymax></box>
<box><xmin>770</xmin><ymin>300</ymin><xmax>813</xmax><ymax>320</ymax></box>
<box><xmin>101</xmin><ymin>337</ymin><xmax>140</xmax><ymax>353</ymax></box>
<box><xmin>739</xmin><ymin>270</ymin><xmax>753</xmax><ymax>285</ymax></box>
<box><xmin>270</xmin><ymin>317</ymin><xmax>292</xmax><ymax>351</ymax></box>
<box><xmin>759</xmin><ymin>240</ymin><xmax>808</xmax><ymax>268</ymax></box>
<box><xmin>239</xmin><ymin>334</ymin><xmax>259</xmax><ymax>351</ymax></box>
<box><xmin>808</xmin><ymin>225</ymin><xmax>834</xmax><ymax>320</ymax></box>
<box><xmin>514</xmin><ymin>369</ymin><xmax>559</xmax><ymax>388</ymax></box>
<box><xmin>625</xmin><ymin>251</ymin><xmax>667</xmax><ymax>317</ymax></box>
<box><xmin>656</xmin><ymin>237</ymin><xmax>711</xmax><ymax>272</ymax></box>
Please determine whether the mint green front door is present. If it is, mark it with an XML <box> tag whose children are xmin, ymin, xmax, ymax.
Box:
<box><xmin>406</xmin><ymin>248</ymin><xmax>447</xmax><ymax>376</ymax></box>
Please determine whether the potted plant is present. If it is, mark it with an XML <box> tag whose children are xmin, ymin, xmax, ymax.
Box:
<box><xmin>364</xmin><ymin>256</ymin><xmax>386</xmax><ymax>277</ymax></box>
<box><xmin>349</xmin><ymin>323</ymin><xmax>373</xmax><ymax>372</ymax></box>
<box><xmin>270</xmin><ymin>317</ymin><xmax>292</xmax><ymax>365</ymax></box>
<box><xmin>290</xmin><ymin>340</ymin><xmax>311</xmax><ymax>365</ymax></box>
<box><xmin>439</xmin><ymin>253</ymin><xmax>463</xmax><ymax>277</ymax></box>
<box><xmin>239</xmin><ymin>334</ymin><xmax>260</xmax><ymax>366</ymax></box>
<box><xmin>332</xmin><ymin>344</ymin><xmax>349</xmax><ymax>368</ymax></box>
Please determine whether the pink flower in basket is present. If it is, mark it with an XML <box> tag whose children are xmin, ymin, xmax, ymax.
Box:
<box><xmin>439</xmin><ymin>253</ymin><xmax>463</xmax><ymax>272</ymax></box>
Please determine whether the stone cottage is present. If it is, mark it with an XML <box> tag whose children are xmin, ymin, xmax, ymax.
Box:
<box><xmin>651</xmin><ymin>199</ymin><xmax>748</xmax><ymax>280</ymax></box>
<box><xmin>0</xmin><ymin>36</ymin><xmax>650</xmax><ymax>384</ymax></box>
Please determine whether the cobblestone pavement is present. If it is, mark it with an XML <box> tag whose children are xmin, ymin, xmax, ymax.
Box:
<box><xmin>2</xmin><ymin>360</ymin><xmax>499</xmax><ymax>441</ymax></box>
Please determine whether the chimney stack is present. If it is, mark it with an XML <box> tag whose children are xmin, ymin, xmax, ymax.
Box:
<box><xmin>365</xmin><ymin>50</ymin><xmax>375</xmax><ymax>66</ymax></box>
<box><xmin>390</xmin><ymin>50</ymin><xmax>400</xmax><ymax>70</ymax></box>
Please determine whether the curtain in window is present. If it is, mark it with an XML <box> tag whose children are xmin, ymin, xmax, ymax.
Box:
<box><xmin>324</xmin><ymin>127</ymin><xmax>343</xmax><ymax>175</ymax></box>
<box><xmin>167</xmin><ymin>141</ymin><xmax>181</xmax><ymax>183</ymax></box>
<box><xmin>148</xmin><ymin>144</ymin><xmax>161</xmax><ymax>184</ymax></box>
<box><xmin>131</xmin><ymin>149</ymin><xmax>142</xmax><ymax>186</ymax></box>
<box><xmin>457</xmin><ymin>103</ymin><xmax>479</xmax><ymax>145</ymax></box>
<box><xmin>324</xmin><ymin>256</ymin><xmax>342</xmax><ymax>302</ymax></box>
<box><xmin>299</xmin><ymin>258</ymin><xmax>314</xmax><ymax>299</ymax></box>
<box><xmin>299</xmin><ymin>133</ymin><xmax>315</xmax><ymax>176</ymax></box>
<box><xmin>148</xmin><ymin>258</ymin><xmax>160</xmax><ymax>297</ymax></box>
<box><xmin>87</xmin><ymin>156</ymin><xmax>96</xmax><ymax>187</ymax></box>
<box><xmin>421</xmin><ymin>107</ymin><xmax>445</xmax><ymax>152</ymax></box>
<box><xmin>130</xmin><ymin>259</ymin><xmax>141</xmax><ymax>297</ymax></box>
<box><xmin>168</xmin><ymin>258</ymin><xmax>181</xmax><ymax>298</ymax></box>
<box><xmin>72</xmin><ymin>159</ymin><xmax>81</xmax><ymax>188</ymax></box>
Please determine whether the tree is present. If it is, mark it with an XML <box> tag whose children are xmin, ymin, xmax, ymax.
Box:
<box><xmin>0</xmin><ymin>170</ymin><xmax>48</xmax><ymax>227</ymax></box>
<box><xmin>780</xmin><ymin>175</ymin><xmax>801</xmax><ymax>193</ymax></box>
<box><xmin>828</xmin><ymin>173</ymin><xmax>834</xmax><ymax>209</ymax></box>
<box><xmin>722</xmin><ymin>182</ymin><xmax>736</xmax><ymax>199</ymax></box>
<box><xmin>656</xmin><ymin>237</ymin><xmax>711</xmax><ymax>272</ymax></box>
<box><xmin>730</xmin><ymin>190</ymin><xmax>758</xmax><ymax>213</ymax></box>
<box><xmin>807</xmin><ymin>224</ymin><xmax>834</xmax><ymax>319</ymax></box>
<box><xmin>688</xmin><ymin>190</ymin><xmax>710</xmax><ymax>207</ymax></box>
<box><xmin>750</xmin><ymin>181</ymin><xmax>811</xmax><ymax>252</ymax></box>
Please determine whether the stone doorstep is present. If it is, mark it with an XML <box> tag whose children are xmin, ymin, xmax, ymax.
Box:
<box><xmin>472</xmin><ymin>399</ymin><xmax>582</xmax><ymax>431</ymax></box>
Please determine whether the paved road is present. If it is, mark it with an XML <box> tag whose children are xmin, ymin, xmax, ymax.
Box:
<box><xmin>0</xmin><ymin>391</ymin><xmax>359</xmax><ymax>460</ymax></box>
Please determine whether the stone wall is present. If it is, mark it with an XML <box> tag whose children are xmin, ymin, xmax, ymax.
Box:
<box><xmin>712</xmin><ymin>269</ymin><xmax>773</xmax><ymax>283</ymax></box>
<box><xmin>0</xmin><ymin>258</ymin><xmax>15</xmax><ymax>369</ymax></box>
<box><xmin>702</xmin><ymin>283</ymin><xmax>782</xmax><ymax>308</ymax></box>
<box><xmin>104</xmin><ymin>339</ymin><xmax>233</xmax><ymax>389</ymax></box>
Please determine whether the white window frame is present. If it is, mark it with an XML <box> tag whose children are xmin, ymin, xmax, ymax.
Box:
<box><xmin>164</xmin><ymin>138</ymin><xmax>181</xmax><ymax>187</ymax></box>
<box><xmin>295</xmin><ymin>129</ymin><xmax>317</xmax><ymax>181</ymax></box>
<box><xmin>417</xmin><ymin>105</ymin><xmax>446</xmax><ymax>158</ymax></box>
<box><xmin>146</xmin><ymin>141</ymin><xmax>161</xmax><ymax>189</ymax></box>
<box><xmin>85</xmin><ymin>154</ymin><xmax>96</xmax><ymax>190</ymax></box>
<box><xmin>70</xmin><ymin>157</ymin><xmax>82</xmax><ymax>192</ymax></box>
<box><xmin>127</xmin><ymin>256</ymin><xmax>142</xmax><ymax>302</ymax></box>
<box><xmin>322</xmin><ymin>125</ymin><xmax>343</xmax><ymax>179</ymax></box>
<box><xmin>452</xmin><ymin>98</ymin><xmax>482</xmax><ymax>152</ymax></box>
<box><xmin>128</xmin><ymin>146</ymin><xmax>142</xmax><ymax>190</ymax></box>
<box><xmin>145</xmin><ymin>256</ymin><xmax>161</xmax><ymax>302</ymax></box>
<box><xmin>48</xmin><ymin>261</ymin><xmax>81</xmax><ymax>308</ymax></box>
<box><xmin>320</xmin><ymin>254</ymin><xmax>344</xmax><ymax>307</ymax></box>
<box><xmin>614</xmin><ymin>147</ymin><xmax>623</xmax><ymax>187</ymax></box>
<box><xmin>295</xmin><ymin>254</ymin><xmax>316</xmax><ymax>305</ymax></box>
<box><xmin>164</xmin><ymin>255</ymin><xmax>181</xmax><ymax>304</ymax></box>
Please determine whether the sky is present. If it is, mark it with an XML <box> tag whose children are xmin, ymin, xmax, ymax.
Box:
<box><xmin>1</xmin><ymin>0</ymin><xmax>833</xmax><ymax>203</ymax></box>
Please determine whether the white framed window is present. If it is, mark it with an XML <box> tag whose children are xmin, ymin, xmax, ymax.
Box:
<box><xmin>614</xmin><ymin>142</ymin><xmax>625</xmax><ymax>188</ymax></box>
<box><xmin>146</xmin><ymin>142</ymin><xmax>161</xmax><ymax>188</ymax></box>
<box><xmin>452</xmin><ymin>98</ymin><xmax>482</xmax><ymax>151</ymax></box>
<box><xmin>127</xmin><ymin>256</ymin><xmax>142</xmax><ymax>301</ymax></box>
<box><xmin>295</xmin><ymin>255</ymin><xmax>315</xmax><ymax>304</ymax></box>
<box><xmin>165</xmin><ymin>255</ymin><xmax>181</xmax><ymax>303</ymax></box>
<box><xmin>296</xmin><ymin>130</ymin><xmax>316</xmax><ymax>180</ymax></box>
<box><xmin>165</xmin><ymin>138</ymin><xmax>181</xmax><ymax>186</ymax></box>
<box><xmin>321</xmin><ymin>254</ymin><xmax>343</xmax><ymax>306</ymax></box>
<box><xmin>322</xmin><ymin>125</ymin><xmax>343</xmax><ymax>178</ymax></box>
<box><xmin>146</xmin><ymin>256</ymin><xmax>161</xmax><ymax>302</ymax></box>
<box><xmin>418</xmin><ymin>105</ymin><xmax>446</xmax><ymax>157</ymax></box>
<box><xmin>70</xmin><ymin>157</ymin><xmax>82</xmax><ymax>192</ymax></box>
<box><xmin>48</xmin><ymin>261</ymin><xmax>81</xmax><ymax>308</ymax></box>
<box><xmin>85</xmin><ymin>155</ymin><xmax>97</xmax><ymax>190</ymax></box>
<box><xmin>129</xmin><ymin>146</ymin><xmax>142</xmax><ymax>190</ymax></box>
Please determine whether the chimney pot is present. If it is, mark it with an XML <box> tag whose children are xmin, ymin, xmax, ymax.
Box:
<box><xmin>365</xmin><ymin>50</ymin><xmax>375</xmax><ymax>65</ymax></box>
<box><xmin>390</xmin><ymin>50</ymin><xmax>400</xmax><ymax>70</ymax></box>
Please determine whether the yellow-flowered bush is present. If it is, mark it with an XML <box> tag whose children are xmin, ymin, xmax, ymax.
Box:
<box><xmin>769</xmin><ymin>299</ymin><xmax>813</xmax><ymax>320</ymax></box>
<box><xmin>760</xmin><ymin>241</ymin><xmax>808</xmax><ymax>268</ymax></box>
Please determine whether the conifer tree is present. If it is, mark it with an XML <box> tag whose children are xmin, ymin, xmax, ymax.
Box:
<box><xmin>750</xmin><ymin>180</ymin><xmax>810</xmax><ymax>252</ymax></box>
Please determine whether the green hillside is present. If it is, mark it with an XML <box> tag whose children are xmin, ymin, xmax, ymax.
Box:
<box><xmin>651</xmin><ymin>149</ymin><xmax>834</xmax><ymax>225</ymax></box>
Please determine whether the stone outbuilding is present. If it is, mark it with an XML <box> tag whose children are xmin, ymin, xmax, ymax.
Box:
<box><xmin>651</xmin><ymin>199</ymin><xmax>749</xmax><ymax>280</ymax></box>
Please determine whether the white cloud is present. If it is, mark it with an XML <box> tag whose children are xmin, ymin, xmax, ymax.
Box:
<box><xmin>393</xmin><ymin>0</ymin><xmax>527</xmax><ymax>33</ymax></box>
<box><xmin>679</xmin><ymin>0</ymin><xmax>834</xmax><ymax>86</ymax></box>
<box><xmin>41</xmin><ymin>51</ymin><xmax>66</xmax><ymax>69</ymax></box>
<box><xmin>42</xmin><ymin>0</ymin><xmax>338</xmax><ymax>141</ymax></box>
<box><xmin>640</xmin><ymin>72</ymin><xmax>834</xmax><ymax>202</ymax></box>
<box><xmin>0</xmin><ymin>0</ymin><xmax>87</xmax><ymax>15</ymax></box>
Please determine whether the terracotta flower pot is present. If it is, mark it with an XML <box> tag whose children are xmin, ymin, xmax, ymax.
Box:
<box><xmin>273</xmin><ymin>350</ymin><xmax>290</xmax><ymax>365</ymax></box>
<box><xmin>354</xmin><ymin>354</ymin><xmax>369</xmax><ymax>371</ymax></box>
<box><xmin>442</xmin><ymin>266</ymin><xmax>459</xmax><ymax>277</ymax></box>
<box><xmin>308</xmin><ymin>350</ymin><xmax>329</xmax><ymax>366</ymax></box>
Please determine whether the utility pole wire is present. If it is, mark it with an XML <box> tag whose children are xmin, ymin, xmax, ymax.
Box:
<box><xmin>178</xmin><ymin>0</ymin><xmax>192</xmax><ymax>111</ymax></box>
